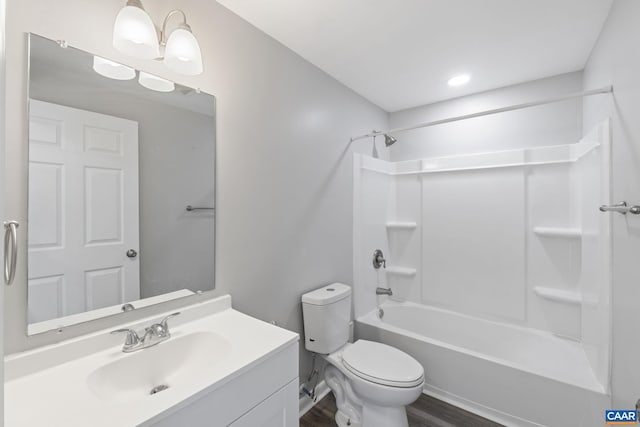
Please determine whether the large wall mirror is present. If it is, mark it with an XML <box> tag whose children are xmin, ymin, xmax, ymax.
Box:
<box><xmin>27</xmin><ymin>34</ymin><xmax>216</xmax><ymax>335</ymax></box>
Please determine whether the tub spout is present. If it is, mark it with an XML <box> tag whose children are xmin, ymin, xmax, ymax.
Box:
<box><xmin>376</xmin><ymin>287</ymin><xmax>392</xmax><ymax>296</ymax></box>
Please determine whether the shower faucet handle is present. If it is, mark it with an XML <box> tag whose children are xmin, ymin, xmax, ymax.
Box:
<box><xmin>373</xmin><ymin>249</ymin><xmax>386</xmax><ymax>269</ymax></box>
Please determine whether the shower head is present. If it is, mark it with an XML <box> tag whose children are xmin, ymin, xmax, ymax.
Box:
<box><xmin>384</xmin><ymin>134</ymin><xmax>397</xmax><ymax>147</ymax></box>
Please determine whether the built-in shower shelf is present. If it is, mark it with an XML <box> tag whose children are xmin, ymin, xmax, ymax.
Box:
<box><xmin>533</xmin><ymin>227</ymin><xmax>582</xmax><ymax>239</ymax></box>
<box><xmin>385</xmin><ymin>266</ymin><xmax>417</xmax><ymax>277</ymax></box>
<box><xmin>533</xmin><ymin>286</ymin><xmax>582</xmax><ymax>305</ymax></box>
<box><xmin>386</xmin><ymin>222</ymin><xmax>418</xmax><ymax>230</ymax></box>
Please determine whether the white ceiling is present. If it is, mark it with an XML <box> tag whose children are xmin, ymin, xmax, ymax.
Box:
<box><xmin>216</xmin><ymin>0</ymin><xmax>613</xmax><ymax>112</ymax></box>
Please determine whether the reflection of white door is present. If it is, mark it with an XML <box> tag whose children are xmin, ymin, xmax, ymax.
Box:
<box><xmin>28</xmin><ymin>99</ymin><xmax>140</xmax><ymax>323</ymax></box>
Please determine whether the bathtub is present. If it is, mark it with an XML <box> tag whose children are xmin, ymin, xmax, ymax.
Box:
<box><xmin>355</xmin><ymin>301</ymin><xmax>610</xmax><ymax>427</ymax></box>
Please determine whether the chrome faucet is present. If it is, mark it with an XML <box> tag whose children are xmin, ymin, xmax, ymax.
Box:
<box><xmin>376</xmin><ymin>287</ymin><xmax>393</xmax><ymax>296</ymax></box>
<box><xmin>111</xmin><ymin>312</ymin><xmax>180</xmax><ymax>353</ymax></box>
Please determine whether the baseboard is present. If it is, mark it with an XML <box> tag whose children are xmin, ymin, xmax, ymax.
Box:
<box><xmin>299</xmin><ymin>379</ymin><xmax>538</xmax><ymax>425</ymax></box>
<box><xmin>423</xmin><ymin>384</ymin><xmax>544</xmax><ymax>427</ymax></box>
<box><xmin>299</xmin><ymin>380</ymin><xmax>331</xmax><ymax>417</ymax></box>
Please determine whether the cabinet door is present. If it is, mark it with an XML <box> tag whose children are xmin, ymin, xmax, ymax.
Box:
<box><xmin>229</xmin><ymin>380</ymin><xmax>298</xmax><ymax>427</ymax></box>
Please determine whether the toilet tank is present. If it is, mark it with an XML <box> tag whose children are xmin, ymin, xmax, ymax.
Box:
<box><xmin>302</xmin><ymin>283</ymin><xmax>352</xmax><ymax>354</ymax></box>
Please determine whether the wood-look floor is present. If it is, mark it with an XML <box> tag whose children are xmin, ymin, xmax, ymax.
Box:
<box><xmin>300</xmin><ymin>392</ymin><xmax>503</xmax><ymax>427</ymax></box>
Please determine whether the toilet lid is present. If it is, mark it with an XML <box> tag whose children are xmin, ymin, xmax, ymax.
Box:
<box><xmin>342</xmin><ymin>340</ymin><xmax>424</xmax><ymax>388</ymax></box>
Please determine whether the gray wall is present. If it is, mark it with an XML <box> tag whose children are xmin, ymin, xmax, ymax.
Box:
<box><xmin>4</xmin><ymin>0</ymin><xmax>389</xmax><ymax>386</ymax></box>
<box><xmin>389</xmin><ymin>72</ymin><xmax>583</xmax><ymax>161</ymax></box>
<box><xmin>30</xmin><ymin>76</ymin><xmax>216</xmax><ymax>300</ymax></box>
<box><xmin>582</xmin><ymin>0</ymin><xmax>640</xmax><ymax>409</ymax></box>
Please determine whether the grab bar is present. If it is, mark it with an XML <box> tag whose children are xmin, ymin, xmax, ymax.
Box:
<box><xmin>599</xmin><ymin>201</ymin><xmax>640</xmax><ymax>215</ymax></box>
<box><xmin>185</xmin><ymin>205</ymin><xmax>215</xmax><ymax>212</ymax></box>
<box><xmin>4</xmin><ymin>220</ymin><xmax>19</xmax><ymax>285</ymax></box>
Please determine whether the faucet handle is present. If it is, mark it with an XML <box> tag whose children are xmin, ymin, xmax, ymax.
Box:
<box><xmin>373</xmin><ymin>249</ymin><xmax>386</xmax><ymax>269</ymax></box>
<box><xmin>159</xmin><ymin>312</ymin><xmax>181</xmax><ymax>335</ymax></box>
<box><xmin>111</xmin><ymin>328</ymin><xmax>141</xmax><ymax>347</ymax></box>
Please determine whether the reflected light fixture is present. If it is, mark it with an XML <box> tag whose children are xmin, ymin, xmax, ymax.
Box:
<box><xmin>138</xmin><ymin>71</ymin><xmax>175</xmax><ymax>92</ymax></box>
<box><xmin>112</xmin><ymin>1</ymin><xmax>203</xmax><ymax>76</ymax></box>
<box><xmin>448</xmin><ymin>74</ymin><xmax>471</xmax><ymax>87</ymax></box>
<box><xmin>92</xmin><ymin>56</ymin><xmax>136</xmax><ymax>80</ymax></box>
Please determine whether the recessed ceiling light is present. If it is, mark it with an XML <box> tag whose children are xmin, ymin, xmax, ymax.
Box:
<box><xmin>448</xmin><ymin>74</ymin><xmax>470</xmax><ymax>87</ymax></box>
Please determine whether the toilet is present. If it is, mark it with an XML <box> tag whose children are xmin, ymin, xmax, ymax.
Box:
<box><xmin>302</xmin><ymin>283</ymin><xmax>424</xmax><ymax>427</ymax></box>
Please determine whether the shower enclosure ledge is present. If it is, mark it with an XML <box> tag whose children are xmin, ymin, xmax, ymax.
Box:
<box><xmin>533</xmin><ymin>226</ymin><xmax>582</xmax><ymax>239</ymax></box>
<box><xmin>384</xmin><ymin>266</ymin><xmax>417</xmax><ymax>277</ymax></box>
<box><xmin>533</xmin><ymin>286</ymin><xmax>582</xmax><ymax>305</ymax></box>
<box><xmin>386</xmin><ymin>221</ymin><xmax>418</xmax><ymax>230</ymax></box>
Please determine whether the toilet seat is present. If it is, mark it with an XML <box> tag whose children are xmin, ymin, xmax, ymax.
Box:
<box><xmin>341</xmin><ymin>340</ymin><xmax>424</xmax><ymax>388</ymax></box>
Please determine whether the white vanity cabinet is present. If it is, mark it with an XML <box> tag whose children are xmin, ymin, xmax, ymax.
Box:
<box><xmin>148</xmin><ymin>342</ymin><xmax>299</xmax><ymax>427</ymax></box>
<box><xmin>5</xmin><ymin>296</ymin><xmax>300</xmax><ymax>427</ymax></box>
<box><xmin>228</xmin><ymin>380</ymin><xmax>298</xmax><ymax>427</ymax></box>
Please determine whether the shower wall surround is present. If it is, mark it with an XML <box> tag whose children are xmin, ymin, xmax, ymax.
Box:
<box><xmin>354</xmin><ymin>119</ymin><xmax>612</xmax><ymax>390</ymax></box>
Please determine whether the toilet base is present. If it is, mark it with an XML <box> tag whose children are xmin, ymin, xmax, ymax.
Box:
<box><xmin>362</xmin><ymin>403</ymin><xmax>408</xmax><ymax>427</ymax></box>
<box><xmin>332</xmin><ymin>392</ymin><xmax>409</xmax><ymax>427</ymax></box>
<box><xmin>335</xmin><ymin>409</ymin><xmax>362</xmax><ymax>427</ymax></box>
<box><xmin>324</xmin><ymin>361</ymin><xmax>414</xmax><ymax>427</ymax></box>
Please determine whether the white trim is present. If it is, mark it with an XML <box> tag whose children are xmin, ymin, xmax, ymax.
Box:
<box><xmin>299</xmin><ymin>380</ymin><xmax>331</xmax><ymax>418</ymax></box>
<box><xmin>422</xmin><ymin>384</ymin><xmax>545</xmax><ymax>427</ymax></box>
<box><xmin>360</xmin><ymin>139</ymin><xmax>600</xmax><ymax>176</ymax></box>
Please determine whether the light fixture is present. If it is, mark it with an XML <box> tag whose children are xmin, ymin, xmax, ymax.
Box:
<box><xmin>92</xmin><ymin>56</ymin><xmax>136</xmax><ymax>80</ymax></box>
<box><xmin>112</xmin><ymin>0</ymin><xmax>160</xmax><ymax>60</ymax></box>
<box><xmin>161</xmin><ymin>11</ymin><xmax>203</xmax><ymax>76</ymax></box>
<box><xmin>138</xmin><ymin>71</ymin><xmax>175</xmax><ymax>92</ymax></box>
<box><xmin>112</xmin><ymin>1</ymin><xmax>203</xmax><ymax>76</ymax></box>
<box><xmin>448</xmin><ymin>74</ymin><xmax>471</xmax><ymax>87</ymax></box>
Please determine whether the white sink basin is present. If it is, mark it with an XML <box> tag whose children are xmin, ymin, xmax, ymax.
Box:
<box><xmin>5</xmin><ymin>295</ymin><xmax>299</xmax><ymax>427</ymax></box>
<box><xmin>87</xmin><ymin>332</ymin><xmax>231</xmax><ymax>402</ymax></box>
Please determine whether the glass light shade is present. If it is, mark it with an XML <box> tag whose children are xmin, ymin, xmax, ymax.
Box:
<box><xmin>113</xmin><ymin>5</ymin><xmax>160</xmax><ymax>59</ymax></box>
<box><xmin>92</xmin><ymin>56</ymin><xmax>136</xmax><ymax>80</ymax></box>
<box><xmin>138</xmin><ymin>71</ymin><xmax>175</xmax><ymax>92</ymax></box>
<box><xmin>163</xmin><ymin>27</ymin><xmax>203</xmax><ymax>75</ymax></box>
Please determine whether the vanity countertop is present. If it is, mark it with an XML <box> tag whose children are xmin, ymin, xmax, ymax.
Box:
<box><xmin>4</xmin><ymin>295</ymin><xmax>298</xmax><ymax>427</ymax></box>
